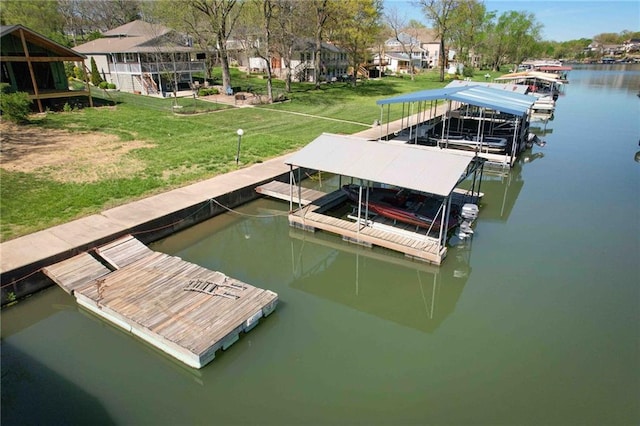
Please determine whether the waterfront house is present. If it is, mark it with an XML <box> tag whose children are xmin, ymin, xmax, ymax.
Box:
<box><xmin>246</xmin><ymin>39</ymin><xmax>349</xmax><ymax>83</ymax></box>
<box><xmin>73</xmin><ymin>20</ymin><xmax>206</xmax><ymax>95</ymax></box>
<box><xmin>383</xmin><ymin>30</ymin><xmax>441</xmax><ymax>70</ymax></box>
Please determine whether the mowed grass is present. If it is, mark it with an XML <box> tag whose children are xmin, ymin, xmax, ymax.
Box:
<box><xmin>0</xmin><ymin>68</ymin><xmax>480</xmax><ymax>241</ymax></box>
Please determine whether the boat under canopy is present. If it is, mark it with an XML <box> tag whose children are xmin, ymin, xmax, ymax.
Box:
<box><xmin>285</xmin><ymin>133</ymin><xmax>485</xmax><ymax>264</ymax></box>
<box><xmin>374</xmin><ymin>83</ymin><xmax>538</xmax><ymax>167</ymax></box>
<box><xmin>377</xmin><ymin>84</ymin><xmax>535</xmax><ymax>117</ymax></box>
<box><xmin>286</xmin><ymin>134</ymin><xmax>481</xmax><ymax>198</ymax></box>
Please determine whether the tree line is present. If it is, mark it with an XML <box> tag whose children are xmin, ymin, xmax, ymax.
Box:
<box><xmin>2</xmin><ymin>0</ymin><xmax>638</xmax><ymax>98</ymax></box>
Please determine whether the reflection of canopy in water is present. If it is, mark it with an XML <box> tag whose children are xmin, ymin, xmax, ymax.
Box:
<box><xmin>473</xmin><ymin>165</ymin><xmax>524</xmax><ymax>222</ymax></box>
<box><xmin>289</xmin><ymin>229</ymin><xmax>471</xmax><ymax>334</ymax></box>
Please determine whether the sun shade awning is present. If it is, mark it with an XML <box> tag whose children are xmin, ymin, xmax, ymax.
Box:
<box><xmin>286</xmin><ymin>134</ymin><xmax>475</xmax><ymax>197</ymax></box>
<box><xmin>376</xmin><ymin>84</ymin><xmax>536</xmax><ymax>117</ymax></box>
<box><xmin>494</xmin><ymin>71</ymin><xmax>564</xmax><ymax>84</ymax></box>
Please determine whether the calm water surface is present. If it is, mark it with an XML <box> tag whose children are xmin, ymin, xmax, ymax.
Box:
<box><xmin>2</xmin><ymin>65</ymin><xmax>639</xmax><ymax>425</ymax></box>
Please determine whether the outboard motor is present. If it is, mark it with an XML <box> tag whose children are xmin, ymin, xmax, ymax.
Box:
<box><xmin>461</xmin><ymin>203</ymin><xmax>479</xmax><ymax>221</ymax></box>
<box><xmin>457</xmin><ymin>203</ymin><xmax>479</xmax><ymax>239</ymax></box>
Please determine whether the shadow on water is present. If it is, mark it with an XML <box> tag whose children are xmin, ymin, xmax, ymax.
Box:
<box><xmin>1</xmin><ymin>342</ymin><xmax>115</xmax><ymax>425</ymax></box>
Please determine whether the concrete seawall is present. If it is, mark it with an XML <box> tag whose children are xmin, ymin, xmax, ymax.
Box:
<box><xmin>0</xmin><ymin>154</ymin><xmax>295</xmax><ymax>305</ymax></box>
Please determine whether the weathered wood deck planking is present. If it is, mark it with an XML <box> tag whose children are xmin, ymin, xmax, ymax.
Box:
<box><xmin>42</xmin><ymin>252</ymin><xmax>112</xmax><ymax>295</ymax></box>
<box><xmin>289</xmin><ymin>208</ymin><xmax>445</xmax><ymax>264</ymax></box>
<box><xmin>95</xmin><ymin>234</ymin><xmax>155</xmax><ymax>269</ymax></box>
<box><xmin>44</xmin><ymin>236</ymin><xmax>278</xmax><ymax>369</ymax></box>
<box><xmin>255</xmin><ymin>180</ymin><xmax>329</xmax><ymax>205</ymax></box>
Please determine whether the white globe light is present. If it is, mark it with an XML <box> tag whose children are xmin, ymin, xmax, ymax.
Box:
<box><xmin>237</xmin><ymin>129</ymin><xmax>244</xmax><ymax>136</ymax></box>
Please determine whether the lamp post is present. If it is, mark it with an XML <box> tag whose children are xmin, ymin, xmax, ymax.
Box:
<box><xmin>235</xmin><ymin>128</ymin><xmax>244</xmax><ymax>166</ymax></box>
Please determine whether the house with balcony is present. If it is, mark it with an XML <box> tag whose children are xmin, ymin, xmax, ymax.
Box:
<box><xmin>371</xmin><ymin>52</ymin><xmax>419</xmax><ymax>74</ymax></box>
<box><xmin>73</xmin><ymin>20</ymin><xmax>206</xmax><ymax>95</ymax></box>
<box><xmin>383</xmin><ymin>30</ymin><xmax>442</xmax><ymax>70</ymax></box>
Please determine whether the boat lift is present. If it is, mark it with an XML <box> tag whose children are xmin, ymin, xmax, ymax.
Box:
<box><xmin>285</xmin><ymin>134</ymin><xmax>486</xmax><ymax>265</ymax></box>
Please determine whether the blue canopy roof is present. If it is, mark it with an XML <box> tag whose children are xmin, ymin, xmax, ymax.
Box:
<box><xmin>376</xmin><ymin>84</ymin><xmax>536</xmax><ymax>117</ymax></box>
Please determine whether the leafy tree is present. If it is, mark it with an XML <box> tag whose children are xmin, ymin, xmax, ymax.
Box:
<box><xmin>417</xmin><ymin>0</ymin><xmax>459</xmax><ymax>81</ymax></box>
<box><xmin>271</xmin><ymin>0</ymin><xmax>306</xmax><ymax>93</ymax></box>
<box><xmin>243</xmin><ymin>0</ymin><xmax>276</xmax><ymax>102</ymax></box>
<box><xmin>447</xmin><ymin>0</ymin><xmax>488</xmax><ymax>71</ymax></box>
<box><xmin>333</xmin><ymin>0</ymin><xmax>383</xmax><ymax>86</ymax></box>
<box><xmin>385</xmin><ymin>5</ymin><xmax>422</xmax><ymax>80</ymax></box>
<box><xmin>307</xmin><ymin>0</ymin><xmax>342</xmax><ymax>89</ymax></box>
<box><xmin>90</xmin><ymin>57</ymin><xmax>103</xmax><ymax>86</ymax></box>
<box><xmin>482</xmin><ymin>10</ymin><xmax>541</xmax><ymax>71</ymax></box>
<box><xmin>188</xmin><ymin>0</ymin><xmax>243</xmax><ymax>93</ymax></box>
<box><xmin>0</xmin><ymin>0</ymin><xmax>67</xmax><ymax>45</ymax></box>
<box><xmin>77</xmin><ymin>0</ymin><xmax>142</xmax><ymax>31</ymax></box>
<box><xmin>593</xmin><ymin>32</ymin><xmax>623</xmax><ymax>44</ymax></box>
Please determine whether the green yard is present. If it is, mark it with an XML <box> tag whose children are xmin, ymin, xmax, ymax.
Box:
<box><xmin>0</xmin><ymin>69</ymin><xmax>502</xmax><ymax>241</ymax></box>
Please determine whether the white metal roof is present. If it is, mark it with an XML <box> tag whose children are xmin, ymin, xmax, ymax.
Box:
<box><xmin>377</xmin><ymin>85</ymin><xmax>536</xmax><ymax>116</ymax></box>
<box><xmin>494</xmin><ymin>71</ymin><xmax>564</xmax><ymax>84</ymax></box>
<box><xmin>286</xmin><ymin>134</ymin><xmax>474</xmax><ymax>197</ymax></box>
<box><xmin>446</xmin><ymin>79</ymin><xmax>529</xmax><ymax>94</ymax></box>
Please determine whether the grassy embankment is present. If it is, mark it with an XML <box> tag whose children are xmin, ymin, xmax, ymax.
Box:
<box><xmin>0</xmin><ymin>68</ymin><xmax>503</xmax><ymax>241</ymax></box>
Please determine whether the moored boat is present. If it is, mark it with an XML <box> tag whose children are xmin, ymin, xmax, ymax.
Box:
<box><xmin>341</xmin><ymin>184</ymin><xmax>462</xmax><ymax>232</ymax></box>
<box><xmin>428</xmin><ymin>133</ymin><xmax>508</xmax><ymax>153</ymax></box>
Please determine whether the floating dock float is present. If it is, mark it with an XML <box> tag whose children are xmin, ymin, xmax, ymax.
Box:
<box><xmin>43</xmin><ymin>235</ymin><xmax>278</xmax><ymax>369</ymax></box>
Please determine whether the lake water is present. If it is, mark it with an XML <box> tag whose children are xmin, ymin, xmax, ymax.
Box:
<box><xmin>2</xmin><ymin>65</ymin><xmax>639</xmax><ymax>425</ymax></box>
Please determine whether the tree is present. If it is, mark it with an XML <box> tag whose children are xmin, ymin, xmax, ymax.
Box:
<box><xmin>489</xmin><ymin>11</ymin><xmax>541</xmax><ymax>70</ymax></box>
<box><xmin>150</xmin><ymin>0</ymin><xmax>243</xmax><ymax>93</ymax></box>
<box><xmin>385</xmin><ymin>5</ymin><xmax>422</xmax><ymax>80</ymax></box>
<box><xmin>417</xmin><ymin>0</ymin><xmax>459</xmax><ymax>82</ymax></box>
<box><xmin>0</xmin><ymin>0</ymin><xmax>67</xmax><ymax>45</ymax></box>
<box><xmin>90</xmin><ymin>57</ymin><xmax>103</xmax><ymax>86</ymax></box>
<box><xmin>333</xmin><ymin>0</ymin><xmax>382</xmax><ymax>86</ymax></box>
<box><xmin>190</xmin><ymin>0</ymin><xmax>244</xmax><ymax>94</ymax></box>
<box><xmin>447</xmin><ymin>0</ymin><xmax>487</xmax><ymax>71</ymax></box>
<box><xmin>78</xmin><ymin>0</ymin><xmax>142</xmax><ymax>31</ymax></box>
<box><xmin>271</xmin><ymin>0</ymin><xmax>305</xmax><ymax>92</ymax></box>
<box><xmin>479</xmin><ymin>10</ymin><xmax>541</xmax><ymax>71</ymax></box>
<box><xmin>244</xmin><ymin>0</ymin><xmax>275</xmax><ymax>102</ymax></box>
<box><xmin>308</xmin><ymin>0</ymin><xmax>339</xmax><ymax>88</ymax></box>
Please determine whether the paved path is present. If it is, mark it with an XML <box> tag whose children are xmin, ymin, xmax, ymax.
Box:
<box><xmin>0</xmin><ymin>154</ymin><xmax>292</xmax><ymax>275</ymax></box>
<box><xmin>0</xmin><ymin>97</ymin><xmax>436</xmax><ymax>280</ymax></box>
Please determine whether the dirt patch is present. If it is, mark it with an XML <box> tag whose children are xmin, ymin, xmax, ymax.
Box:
<box><xmin>0</xmin><ymin>121</ymin><xmax>154</xmax><ymax>183</ymax></box>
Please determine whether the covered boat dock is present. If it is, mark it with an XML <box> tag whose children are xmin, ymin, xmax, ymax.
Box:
<box><xmin>374</xmin><ymin>84</ymin><xmax>538</xmax><ymax>168</ymax></box>
<box><xmin>285</xmin><ymin>134</ymin><xmax>485</xmax><ymax>265</ymax></box>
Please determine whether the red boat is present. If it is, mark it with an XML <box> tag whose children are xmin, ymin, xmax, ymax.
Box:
<box><xmin>341</xmin><ymin>184</ymin><xmax>461</xmax><ymax>232</ymax></box>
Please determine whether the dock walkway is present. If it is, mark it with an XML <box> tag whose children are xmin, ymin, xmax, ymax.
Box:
<box><xmin>43</xmin><ymin>235</ymin><xmax>278</xmax><ymax>369</ymax></box>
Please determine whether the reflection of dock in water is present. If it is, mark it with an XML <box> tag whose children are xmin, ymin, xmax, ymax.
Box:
<box><xmin>289</xmin><ymin>229</ymin><xmax>472</xmax><ymax>333</ymax></box>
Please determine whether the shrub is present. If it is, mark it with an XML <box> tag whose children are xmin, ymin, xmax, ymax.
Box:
<box><xmin>462</xmin><ymin>65</ymin><xmax>475</xmax><ymax>78</ymax></box>
<box><xmin>64</xmin><ymin>62</ymin><xmax>75</xmax><ymax>79</ymax></box>
<box><xmin>198</xmin><ymin>88</ymin><xmax>219</xmax><ymax>96</ymax></box>
<box><xmin>74</xmin><ymin>65</ymin><xmax>86</xmax><ymax>80</ymax></box>
<box><xmin>0</xmin><ymin>84</ymin><xmax>32</xmax><ymax>123</ymax></box>
<box><xmin>107</xmin><ymin>83</ymin><xmax>116</xmax><ymax>89</ymax></box>
<box><xmin>98</xmin><ymin>81</ymin><xmax>109</xmax><ymax>89</ymax></box>
<box><xmin>90</xmin><ymin>57</ymin><xmax>102</xmax><ymax>86</ymax></box>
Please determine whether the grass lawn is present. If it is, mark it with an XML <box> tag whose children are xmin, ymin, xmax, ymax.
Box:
<box><xmin>0</xmin><ymin>68</ymin><xmax>502</xmax><ymax>241</ymax></box>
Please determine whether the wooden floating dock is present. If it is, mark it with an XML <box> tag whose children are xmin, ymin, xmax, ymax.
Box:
<box><xmin>255</xmin><ymin>182</ymin><xmax>446</xmax><ymax>264</ymax></box>
<box><xmin>43</xmin><ymin>235</ymin><xmax>278</xmax><ymax>369</ymax></box>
